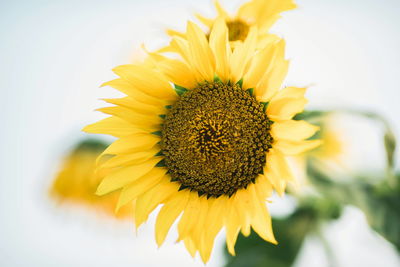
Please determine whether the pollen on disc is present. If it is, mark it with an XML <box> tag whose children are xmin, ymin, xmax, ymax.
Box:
<box><xmin>161</xmin><ymin>82</ymin><xmax>273</xmax><ymax>198</ymax></box>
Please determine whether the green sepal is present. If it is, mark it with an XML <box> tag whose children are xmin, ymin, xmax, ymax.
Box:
<box><xmin>170</xmin><ymin>177</ymin><xmax>179</xmax><ymax>182</ymax></box>
<box><xmin>293</xmin><ymin>110</ymin><xmax>325</xmax><ymax>121</ymax></box>
<box><xmin>307</xmin><ymin>130</ymin><xmax>322</xmax><ymax>141</ymax></box>
<box><xmin>165</xmin><ymin>105</ymin><xmax>172</xmax><ymax>109</ymax></box>
<box><xmin>151</xmin><ymin>131</ymin><xmax>162</xmax><ymax>136</ymax></box>
<box><xmin>155</xmin><ymin>159</ymin><xmax>166</xmax><ymax>167</ymax></box>
<box><xmin>197</xmin><ymin>191</ymin><xmax>206</xmax><ymax>197</ymax></box>
<box><xmin>247</xmin><ymin>88</ymin><xmax>254</xmax><ymax>96</ymax></box>
<box><xmin>174</xmin><ymin>84</ymin><xmax>188</xmax><ymax>96</ymax></box>
<box><xmin>261</xmin><ymin>102</ymin><xmax>269</xmax><ymax>112</ymax></box>
<box><xmin>178</xmin><ymin>184</ymin><xmax>190</xmax><ymax>191</ymax></box>
<box><xmin>236</xmin><ymin>78</ymin><xmax>243</xmax><ymax>88</ymax></box>
<box><xmin>159</xmin><ymin>114</ymin><xmax>166</xmax><ymax>119</ymax></box>
<box><xmin>214</xmin><ymin>75</ymin><xmax>222</xmax><ymax>83</ymax></box>
<box><xmin>155</xmin><ymin>150</ymin><xmax>164</xmax><ymax>157</ymax></box>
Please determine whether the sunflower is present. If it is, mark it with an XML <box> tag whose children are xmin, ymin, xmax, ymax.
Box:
<box><xmin>49</xmin><ymin>139</ymin><xmax>133</xmax><ymax>219</ymax></box>
<box><xmin>311</xmin><ymin>115</ymin><xmax>344</xmax><ymax>162</ymax></box>
<box><xmin>167</xmin><ymin>0</ymin><xmax>297</xmax><ymax>47</ymax></box>
<box><xmin>288</xmin><ymin>113</ymin><xmax>348</xmax><ymax>193</ymax></box>
<box><xmin>84</xmin><ymin>19</ymin><xmax>320</xmax><ymax>262</ymax></box>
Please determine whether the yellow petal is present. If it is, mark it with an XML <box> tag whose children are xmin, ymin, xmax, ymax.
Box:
<box><xmin>225</xmin><ymin>198</ymin><xmax>241</xmax><ymax>256</ymax></box>
<box><xmin>170</xmin><ymin>37</ymin><xmax>191</xmax><ymax>63</ymax></box>
<box><xmin>83</xmin><ymin>117</ymin><xmax>135</xmax><ymax>138</ymax></box>
<box><xmin>249</xmin><ymin>184</ymin><xmax>277</xmax><ymax>243</ymax></box>
<box><xmin>256</xmin><ymin>40</ymin><xmax>288</xmax><ymax>101</ymax></box>
<box><xmin>243</xmin><ymin>41</ymin><xmax>275</xmax><ymax>90</ymax></box>
<box><xmin>155</xmin><ymin>192</ymin><xmax>189</xmax><ymax>246</ymax></box>
<box><xmin>99</xmin><ymin>148</ymin><xmax>159</xmax><ymax>169</ymax></box>
<box><xmin>273</xmin><ymin>86</ymin><xmax>306</xmax><ymax>100</ymax></box>
<box><xmin>96</xmin><ymin>106</ymin><xmax>162</xmax><ymax>131</ymax></box>
<box><xmin>101</xmin><ymin>133</ymin><xmax>159</xmax><ymax>156</ymax></box>
<box><xmin>193</xmin><ymin>198</ymin><xmax>211</xmax><ymax>263</ymax></box>
<box><xmin>195</xmin><ymin>13</ymin><xmax>214</xmax><ymax>28</ymax></box>
<box><xmin>214</xmin><ymin>0</ymin><xmax>230</xmax><ymax>19</ymax></box>
<box><xmin>186</xmin><ymin>21</ymin><xmax>215</xmax><ymax>81</ymax></box>
<box><xmin>234</xmin><ymin>189</ymin><xmax>252</xmax><ymax>237</ymax></box>
<box><xmin>275</xmin><ymin>139</ymin><xmax>323</xmax><ymax>155</ymax></box>
<box><xmin>100</xmin><ymin>78</ymin><xmax>135</xmax><ymax>96</ymax></box>
<box><xmin>209</xmin><ymin>18</ymin><xmax>231</xmax><ymax>82</ymax></box>
<box><xmin>101</xmin><ymin>79</ymin><xmax>168</xmax><ymax>106</ymax></box>
<box><xmin>200</xmin><ymin>197</ymin><xmax>226</xmax><ymax>263</ymax></box>
<box><xmin>116</xmin><ymin>167</ymin><xmax>167</xmax><ymax>210</ymax></box>
<box><xmin>271</xmin><ymin>120</ymin><xmax>319</xmax><ymax>141</ymax></box>
<box><xmin>230</xmin><ymin>26</ymin><xmax>258</xmax><ymax>83</ymax></box>
<box><xmin>169</xmin><ymin>37</ymin><xmax>204</xmax><ymax>83</ymax></box>
<box><xmin>183</xmin><ymin>237</ymin><xmax>197</xmax><ymax>258</ymax></box>
<box><xmin>254</xmin><ymin>174</ymin><xmax>274</xmax><ymax>200</ymax></box>
<box><xmin>177</xmin><ymin>192</ymin><xmax>202</xmax><ymax>241</ymax></box>
<box><xmin>237</xmin><ymin>0</ymin><xmax>296</xmax><ymax>32</ymax></box>
<box><xmin>149</xmin><ymin>53</ymin><xmax>197</xmax><ymax>89</ymax></box>
<box><xmin>96</xmin><ymin>157</ymin><xmax>162</xmax><ymax>195</ymax></box>
<box><xmin>166</xmin><ymin>28</ymin><xmax>186</xmax><ymax>38</ymax></box>
<box><xmin>256</xmin><ymin>33</ymin><xmax>281</xmax><ymax>49</ymax></box>
<box><xmin>264</xmin><ymin>149</ymin><xmax>293</xmax><ymax>195</ymax></box>
<box><xmin>267</xmin><ymin>97</ymin><xmax>308</xmax><ymax>122</ymax></box>
<box><xmin>102</xmin><ymin>97</ymin><xmax>165</xmax><ymax>115</ymax></box>
<box><xmin>112</xmin><ymin>64</ymin><xmax>177</xmax><ymax>101</ymax></box>
<box><xmin>134</xmin><ymin>178</ymin><xmax>179</xmax><ymax>228</ymax></box>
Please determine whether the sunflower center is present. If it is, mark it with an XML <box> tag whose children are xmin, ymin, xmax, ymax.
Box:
<box><xmin>227</xmin><ymin>20</ymin><xmax>249</xmax><ymax>42</ymax></box>
<box><xmin>161</xmin><ymin>82</ymin><xmax>273</xmax><ymax>197</ymax></box>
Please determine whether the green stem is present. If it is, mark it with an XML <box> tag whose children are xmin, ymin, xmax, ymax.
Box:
<box><xmin>315</xmin><ymin>226</ymin><xmax>337</xmax><ymax>267</ymax></box>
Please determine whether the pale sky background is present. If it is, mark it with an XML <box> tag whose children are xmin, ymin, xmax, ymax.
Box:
<box><xmin>0</xmin><ymin>0</ymin><xmax>399</xmax><ymax>266</ymax></box>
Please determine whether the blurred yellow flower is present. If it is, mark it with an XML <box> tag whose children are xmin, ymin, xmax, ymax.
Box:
<box><xmin>49</xmin><ymin>139</ymin><xmax>133</xmax><ymax>219</ymax></box>
<box><xmin>311</xmin><ymin>116</ymin><xmax>344</xmax><ymax>163</ymax></box>
<box><xmin>167</xmin><ymin>0</ymin><xmax>297</xmax><ymax>47</ymax></box>
<box><xmin>84</xmin><ymin>20</ymin><xmax>320</xmax><ymax>262</ymax></box>
<box><xmin>289</xmin><ymin>114</ymin><xmax>347</xmax><ymax>192</ymax></box>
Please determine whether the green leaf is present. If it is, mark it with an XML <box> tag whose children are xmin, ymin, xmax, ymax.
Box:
<box><xmin>293</xmin><ymin>110</ymin><xmax>326</xmax><ymax>121</ymax></box>
<box><xmin>306</xmin><ymin>160</ymin><xmax>400</xmax><ymax>251</ymax></box>
<box><xmin>75</xmin><ymin>139</ymin><xmax>110</xmax><ymax>153</ymax></box>
<box><xmin>384</xmin><ymin>129</ymin><xmax>396</xmax><ymax>172</ymax></box>
<box><xmin>224</xmin><ymin>209</ymin><xmax>316</xmax><ymax>267</ymax></box>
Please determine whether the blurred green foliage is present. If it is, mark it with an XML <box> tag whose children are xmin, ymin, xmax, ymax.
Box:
<box><xmin>308</xmin><ymin>162</ymin><xmax>400</xmax><ymax>251</ymax></box>
<box><xmin>224</xmin><ymin>195</ymin><xmax>342</xmax><ymax>267</ymax></box>
<box><xmin>224</xmin><ymin>110</ymin><xmax>399</xmax><ymax>266</ymax></box>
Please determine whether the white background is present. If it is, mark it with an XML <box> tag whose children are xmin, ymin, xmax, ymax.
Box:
<box><xmin>1</xmin><ymin>0</ymin><xmax>399</xmax><ymax>266</ymax></box>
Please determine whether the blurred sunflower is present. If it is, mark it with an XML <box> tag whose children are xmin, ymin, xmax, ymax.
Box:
<box><xmin>310</xmin><ymin>115</ymin><xmax>345</xmax><ymax>163</ymax></box>
<box><xmin>167</xmin><ymin>0</ymin><xmax>296</xmax><ymax>47</ymax></box>
<box><xmin>84</xmin><ymin>19</ymin><xmax>320</xmax><ymax>262</ymax></box>
<box><xmin>49</xmin><ymin>139</ymin><xmax>133</xmax><ymax>219</ymax></box>
<box><xmin>289</xmin><ymin>113</ymin><xmax>347</xmax><ymax>193</ymax></box>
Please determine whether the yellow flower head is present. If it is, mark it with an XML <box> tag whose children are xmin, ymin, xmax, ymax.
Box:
<box><xmin>49</xmin><ymin>139</ymin><xmax>133</xmax><ymax>219</ymax></box>
<box><xmin>312</xmin><ymin>116</ymin><xmax>345</xmax><ymax>162</ymax></box>
<box><xmin>167</xmin><ymin>0</ymin><xmax>297</xmax><ymax>46</ymax></box>
<box><xmin>84</xmin><ymin>20</ymin><xmax>320</xmax><ymax>262</ymax></box>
